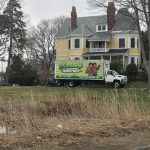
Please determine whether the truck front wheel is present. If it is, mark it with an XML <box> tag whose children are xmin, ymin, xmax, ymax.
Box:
<box><xmin>68</xmin><ymin>81</ymin><xmax>75</xmax><ymax>87</ymax></box>
<box><xmin>113</xmin><ymin>81</ymin><xmax>120</xmax><ymax>88</ymax></box>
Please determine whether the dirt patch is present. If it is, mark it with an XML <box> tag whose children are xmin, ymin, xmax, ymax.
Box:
<box><xmin>2</xmin><ymin>131</ymin><xmax>150</xmax><ymax>150</ymax></box>
<box><xmin>0</xmin><ymin>118</ymin><xmax>150</xmax><ymax>150</ymax></box>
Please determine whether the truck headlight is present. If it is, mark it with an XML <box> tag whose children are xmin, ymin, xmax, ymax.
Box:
<box><xmin>121</xmin><ymin>77</ymin><xmax>127</xmax><ymax>83</ymax></box>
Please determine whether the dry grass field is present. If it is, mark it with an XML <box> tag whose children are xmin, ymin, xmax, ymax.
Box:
<box><xmin>0</xmin><ymin>82</ymin><xmax>150</xmax><ymax>149</ymax></box>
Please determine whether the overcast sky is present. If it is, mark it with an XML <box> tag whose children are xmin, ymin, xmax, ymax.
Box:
<box><xmin>0</xmin><ymin>0</ymin><xmax>101</xmax><ymax>72</ymax></box>
<box><xmin>22</xmin><ymin>0</ymin><xmax>100</xmax><ymax>26</ymax></box>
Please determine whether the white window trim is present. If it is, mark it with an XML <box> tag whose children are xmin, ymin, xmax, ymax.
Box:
<box><xmin>128</xmin><ymin>37</ymin><xmax>138</xmax><ymax>48</ymax></box>
<box><xmin>96</xmin><ymin>24</ymin><xmax>108</xmax><ymax>32</ymax></box>
<box><xmin>71</xmin><ymin>37</ymin><xmax>81</xmax><ymax>49</ymax></box>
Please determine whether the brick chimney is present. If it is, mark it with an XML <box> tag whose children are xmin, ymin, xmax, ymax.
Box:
<box><xmin>107</xmin><ymin>2</ymin><xmax>115</xmax><ymax>30</ymax></box>
<box><xmin>71</xmin><ymin>6</ymin><xmax>77</xmax><ymax>31</ymax></box>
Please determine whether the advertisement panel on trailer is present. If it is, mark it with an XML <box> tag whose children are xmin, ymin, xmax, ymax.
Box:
<box><xmin>55</xmin><ymin>60</ymin><xmax>103</xmax><ymax>80</ymax></box>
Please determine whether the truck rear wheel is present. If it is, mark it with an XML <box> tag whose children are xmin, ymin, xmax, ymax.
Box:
<box><xmin>113</xmin><ymin>81</ymin><xmax>120</xmax><ymax>88</ymax></box>
<box><xmin>55</xmin><ymin>80</ymin><xmax>64</xmax><ymax>86</ymax></box>
<box><xmin>68</xmin><ymin>81</ymin><xmax>75</xmax><ymax>87</ymax></box>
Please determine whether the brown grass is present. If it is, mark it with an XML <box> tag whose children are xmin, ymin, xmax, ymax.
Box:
<box><xmin>0</xmin><ymin>88</ymin><xmax>150</xmax><ymax>148</ymax></box>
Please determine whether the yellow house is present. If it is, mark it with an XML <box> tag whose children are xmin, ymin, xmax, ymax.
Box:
<box><xmin>56</xmin><ymin>3</ymin><xmax>141</xmax><ymax>71</ymax></box>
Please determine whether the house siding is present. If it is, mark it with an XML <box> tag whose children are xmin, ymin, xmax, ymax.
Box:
<box><xmin>128</xmin><ymin>48</ymin><xmax>140</xmax><ymax>56</ymax></box>
<box><xmin>56</xmin><ymin>35</ymin><xmax>140</xmax><ymax>60</ymax></box>
<box><xmin>56</xmin><ymin>37</ymin><xmax>89</xmax><ymax>60</ymax></box>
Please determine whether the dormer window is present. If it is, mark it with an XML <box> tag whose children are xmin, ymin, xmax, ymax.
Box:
<box><xmin>96</xmin><ymin>24</ymin><xmax>107</xmax><ymax>32</ymax></box>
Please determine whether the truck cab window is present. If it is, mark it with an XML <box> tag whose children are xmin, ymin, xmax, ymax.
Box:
<box><xmin>107</xmin><ymin>71</ymin><xmax>113</xmax><ymax>75</ymax></box>
<box><xmin>112</xmin><ymin>71</ymin><xmax>119</xmax><ymax>76</ymax></box>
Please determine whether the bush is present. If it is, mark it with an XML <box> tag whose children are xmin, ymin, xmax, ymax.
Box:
<box><xmin>110</xmin><ymin>63</ymin><xmax>123</xmax><ymax>74</ymax></box>
<box><xmin>137</xmin><ymin>66</ymin><xmax>148</xmax><ymax>81</ymax></box>
<box><xmin>6</xmin><ymin>55</ymin><xmax>38</xmax><ymax>86</ymax></box>
<box><xmin>125</xmin><ymin>63</ymin><xmax>138</xmax><ymax>82</ymax></box>
<box><xmin>21</xmin><ymin>64</ymin><xmax>38</xmax><ymax>86</ymax></box>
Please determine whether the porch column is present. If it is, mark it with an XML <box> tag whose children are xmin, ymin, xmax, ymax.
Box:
<box><xmin>123</xmin><ymin>55</ymin><xmax>125</xmax><ymax>69</ymax></box>
<box><xmin>110</xmin><ymin>56</ymin><xmax>112</xmax><ymax>62</ymax></box>
<box><xmin>105</xmin><ymin>42</ymin><xmax>106</xmax><ymax>52</ymax></box>
<box><xmin>101</xmin><ymin>56</ymin><xmax>103</xmax><ymax>60</ymax></box>
<box><xmin>88</xmin><ymin>55</ymin><xmax>90</xmax><ymax>60</ymax></box>
<box><xmin>90</xmin><ymin>42</ymin><xmax>92</xmax><ymax>52</ymax></box>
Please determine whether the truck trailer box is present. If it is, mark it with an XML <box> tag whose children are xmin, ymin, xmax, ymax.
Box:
<box><xmin>55</xmin><ymin>60</ymin><xmax>110</xmax><ymax>80</ymax></box>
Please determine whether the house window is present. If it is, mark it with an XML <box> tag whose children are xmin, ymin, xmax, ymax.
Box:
<box><xmin>119</xmin><ymin>38</ymin><xmax>125</xmax><ymax>48</ymax></box>
<box><xmin>86</xmin><ymin>39</ymin><xmax>90</xmax><ymax>48</ymax></box>
<box><xmin>74</xmin><ymin>39</ymin><xmax>80</xmax><ymax>48</ymax></box>
<box><xmin>98</xmin><ymin>26</ymin><xmax>101</xmax><ymax>31</ymax></box>
<box><xmin>92</xmin><ymin>41</ymin><xmax>105</xmax><ymax>48</ymax></box>
<box><xmin>90</xmin><ymin>56</ymin><xmax>101</xmax><ymax>60</ymax></box>
<box><xmin>74</xmin><ymin>57</ymin><xmax>80</xmax><ymax>60</ymax></box>
<box><xmin>131</xmin><ymin>57</ymin><xmax>135</xmax><ymax>63</ymax></box>
<box><xmin>131</xmin><ymin>38</ymin><xmax>135</xmax><ymax>48</ymax></box>
<box><xmin>102</xmin><ymin>25</ymin><xmax>106</xmax><ymax>30</ymax></box>
<box><xmin>99</xmin><ymin>41</ymin><xmax>105</xmax><ymax>48</ymax></box>
<box><xmin>68</xmin><ymin>40</ymin><xmax>71</xmax><ymax>49</ymax></box>
<box><xmin>96</xmin><ymin>25</ymin><xmax>107</xmax><ymax>32</ymax></box>
<box><xmin>137</xmin><ymin>39</ymin><xmax>139</xmax><ymax>48</ymax></box>
<box><xmin>71</xmin><ymin>56</ymin><xmax>80</xmax><ymax>60</ymax></box>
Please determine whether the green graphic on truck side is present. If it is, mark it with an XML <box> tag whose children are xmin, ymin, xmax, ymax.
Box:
<box><xmin>55</xmin><ymin>60</ymin><xmax>103</xmax><ymax>80</ymax></box>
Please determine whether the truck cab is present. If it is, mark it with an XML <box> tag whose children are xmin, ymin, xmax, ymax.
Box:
<box><xmin>105</xmin><ymin>70</ymin><xmax>127</xmax><ymax>88</ymax></box>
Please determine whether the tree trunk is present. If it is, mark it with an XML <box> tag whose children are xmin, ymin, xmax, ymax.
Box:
<box><xmin>147</xmin><ymin>1</ymin><xmax>150</xmax><ymax>90</ymax></box>
<box><xmin>6</xmin><ymin>27</ymin><xmax>13</xmax><ymax>83</ymax></box>
<box><xmin>148</xmin><ymin>70</ymin><xmax>150</xmax><ymax>90</ymax></box>
<box><xmin>5</xmin><ymin>7</ymin><xmax>14</xmax><ymax>84</ymax></box>
<box><xmin>146</xmin><ymin>19</ymin><xmax>150</xmax><ymax>91</ymax></box>
<box><xmin>147</xmin><ymin>29</ymin><xmax>150</xmax><ymax>90</ymax></box>
<box><xmin>138</xmin><ymin>25</ymin><xmax>150</xmax><ymax>90</ymax></box>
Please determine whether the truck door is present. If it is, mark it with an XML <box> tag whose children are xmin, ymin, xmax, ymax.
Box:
<box><xmin>105</xmin><ymin>70</ymin><xmax>114</xmax><ymax>83</ymax></box>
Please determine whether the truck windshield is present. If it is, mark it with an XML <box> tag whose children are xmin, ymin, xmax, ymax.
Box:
<box><xmin>112</xmin><ymin>71</ymin><xmax>119</xmax><ymax>75</ymax></box>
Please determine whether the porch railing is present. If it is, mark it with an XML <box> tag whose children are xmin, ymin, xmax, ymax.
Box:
<box><xmin>89</xmin><ymin>48</ymin><xmax>109</xmax><ymax>53</ymax></box>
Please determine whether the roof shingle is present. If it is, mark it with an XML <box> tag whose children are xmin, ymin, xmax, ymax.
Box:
<box><xmin>56</xmin><ymin>8</ymin><xmax>138</xmax><ymax>38</ymax></box>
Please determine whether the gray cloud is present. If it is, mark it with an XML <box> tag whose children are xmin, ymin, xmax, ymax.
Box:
<box><xmin>22</xmin><ymin>0</ymin><xmax>97</xmax><ymax>26</ymax></box>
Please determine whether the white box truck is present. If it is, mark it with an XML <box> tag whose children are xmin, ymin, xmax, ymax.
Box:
<box><xmin>51</xmin><ymin>60</ymin><xmax>127</xmax><ymax>88</ymax></box>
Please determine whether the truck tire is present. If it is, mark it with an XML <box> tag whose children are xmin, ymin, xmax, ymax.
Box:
<box><xmin>68</xmin><ymin>81</ymin><xmax>75</xmax><ymax>87</ymax></box>
<box><xmin>113</xmin><ymin>81</ymin><xmax>120</xmax><ymax>88</ymax></box>
<box><xmin>55</xmin><ymin>80</ymin><xmax>64</xmax><ymax>86</ymax></box>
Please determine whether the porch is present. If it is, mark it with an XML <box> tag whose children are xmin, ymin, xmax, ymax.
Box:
<box><xmin>88</xmin><ymin>32</ymin><xmax>111</xmax><ymax>53</ymax></box>
<box><xmin>89</xmin><ymin>41</ymin><xmax>109</xmax><ymax>53</ymax></box>
<box><xmin>82</xmin><ymin>49</ymin><xmax>129</xmax><ymax>72</ymax></box>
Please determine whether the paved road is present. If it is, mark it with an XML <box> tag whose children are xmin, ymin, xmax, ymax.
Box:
<box><xmin>64</xmin><ymin>132</ymin><xmax>150</xmax><ymax>150</ymax></box>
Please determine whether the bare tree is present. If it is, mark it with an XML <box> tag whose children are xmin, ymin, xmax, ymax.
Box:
<box><xmin>26</xmin><ymin>16</ymin><xmax>65</xmax><ymax>84</ymax></box>
<box><xmin>0</xmin><ymin>0</ymin><xmax>9</xmax><ymax>58</ymax></box>
<box><xmin>87</xmin><ymin>0</ymin><xmax>150</xmax><ymax>89</ymax></box>
<box><xmin>0</xmin><ymin>0</ymin><xmax>7</xmax><ymax>11</ymax></box>
<box><xmin>0</xmin><ymin>34</ymin><xmax>8</xmax><ymax>56</ymax></box>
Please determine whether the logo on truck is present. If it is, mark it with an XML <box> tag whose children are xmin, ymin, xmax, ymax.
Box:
<box><xmin>59</xmin><ymin>63</ymin><xmax>83</xmax><ymax>73</ymax></box>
